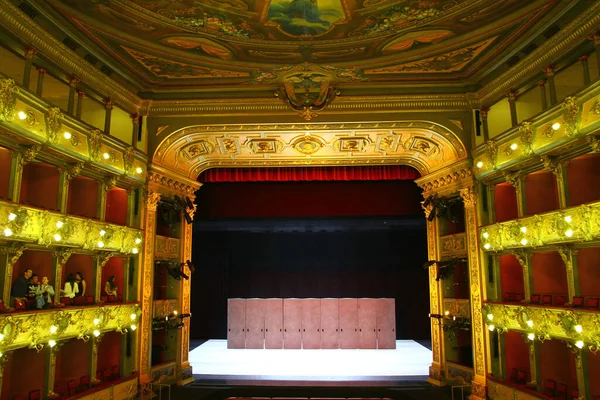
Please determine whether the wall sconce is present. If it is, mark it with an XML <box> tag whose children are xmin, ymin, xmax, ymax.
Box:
<box><xmin>103</xmin><ymin>152</ymin><xmax>110</xmax><ymax>160</ymax></box>
<box><xmin>135</xmin><ymin>167</ymin><xmax>143</xmax><ymax>174</ymax></box>
<box><xmin>476</xmin><ymin>161</ymin><xmax>483</xmax><ymax>168</ymax></box>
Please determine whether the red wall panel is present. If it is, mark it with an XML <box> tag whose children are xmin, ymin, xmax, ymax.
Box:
<box><xmin>504</xmin><ymin>331</ymin><xmax>530</xmax><ymax>381</ymax></box>
<box><xmin>67</xmin><ymin>176</ymin><xmax>98</xmax><ymax>219</ymax></box>
<box><xmin>499</xmin><ymin>254</ymin><xmax>525</xmax><ymax>297</ymax></box>
<box><xmin>265</xmin><ymin>299</ymin><xmax>283</xmax><ymax>349</ymax></box>
<box><xmin>576</xmin><ymin>247</ymin><xmax>600</xmax><ymax>297</ymax></box>
<box><xmin>55</xmin><ymin>339</ymin><xmax>90</xmax><ymax>392</ymax></box>
<box><xmin>539</xmin><ymin>339</ymin><xmax>577</xmax><ymax>390</ymax></box>
<box><xmin>1</xmin><ymin>347</ymin><xmax>45</xmax><ymax>400</ymax></box>
<box><xmin>14</xmin><ymin>250</ymin><xmax>53</xmax><ymax>288</ymax></box>
<box><xmin>105</xmin><ymin>187</ymin><xmax>128</xmax><ymax>225</ymax></box>
<box><xmin>320</xmin><ymin>298</ymin><xmax>339</xmax><ymax>349</ymax></box>
<box><xmin>525</xmin><ymin>171</ymin><xmax>559</xmax><ymax>216</ymax></box>
<box><xmin>531</xmin><ymin>252</ymin><xmax>568</xmax><ymax>296</ymax></box>
<box><xmin>21</xmin><ymin>162</ymin><xmax>60</xmax><ymax>210</ymax></box>
<box><xmin>0</xmin><ymin>147</ymin><xmax>12</xmax><ymax>199</ymax></box>
<box><xmin>63</xmin><ymin>254</ymin><xmax>95</xmax><ymax>298</ymax></box>
<box><xmin>588</xmin><ymin>350</ymin><xmax>600</xmax><ymax>396</ymax></box>
<box><xmin>227</xmin><ymin>298</ymin><xmax>245</xmax><ymax>348</ymax></box>
<box><xmin>566</xmin><ymin>154</ymin><xmax>600</xmax><ymax>206</ymax></box>
<box><xmin>102</xmin><ymin>257</ymin><xmax>125</xmax><ymax>299</ymax></box>
<box><xmin>494</xmin><ymin>183</ymin><xmax>518</xmax><ymax>222</ymax></box>
<box><xmin>97</xmin><ymin>331</ymin><xmax>121</xmax><ymax>376</ymax></box>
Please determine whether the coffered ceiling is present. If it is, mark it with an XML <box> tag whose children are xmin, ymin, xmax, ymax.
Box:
<box><xmin>24</xmin><ymin>0</ymin><xmax>586</xmax><ymax>98</ymax></box>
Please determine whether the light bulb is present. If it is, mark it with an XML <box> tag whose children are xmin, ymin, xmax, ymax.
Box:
<box><xmin>4</xmin><ymin>228</ymin><xmax>13</xmax><ymax>237</ymax></box>
<box><xmin>130</xmin><ymin>313</ymin><xmax>137</xmax><ymax>321</ymax></box>
<box><xmin>528</xmin><ymin>333</ymin><xmax>535</xmax><ymax>340</ymax></box>
<box><xmin>526</xmin><ymin>320</ymin><xmax>534</xmax><ymax>327</ymax></box>
<box><xmin>552</xmin><ymin>122</ymin><xmax>561</xmax><ymax>130</ymax></box>
<box><xmin>130</xmin><ymin>324</ymin><xmax>137</xmax><ymax>331</ymax></box>
<box><xmin>100</xmin><ymin>230</ymin><xmax>106</xmax><ymax>236</ymax></box>
<box><xmin>48</xmin><ymin>340</ymin><xmax>56</xmax><ymax>347</ymax></box>
<box><xmin>173</xmin><ymin>311</ymin><xmax>178</xmax><ymax>316</ymax></box>
<box><xmin>444</xmin><ymin>310</ymin><xmax>450</xmax><ymax>316</ymax></box>
<box><xmin>564</xmin><ymin>215</ymin><xmax>572</xmax><ymax>223</ymax></box>
<box><xmin>487</xmin><ymin>314</ymin><xmax>493</xmax><ymax>321</ymax></box>
<box><xmin>63</xmin><ymin>132</ymin><xmax>72</xmax><ymax>140</ymax></box>
<box><xmin>565</xmin><ymin>229</ymin><xmax>573</xmax><ymax>237</ymax></box>
<box><xmin>53</xmin><ymin>234</ymin><xmax>62</xmax><ymax>241</ymax></box>
<box><xmin>520</xmin><ymin>226</ymin><xmax>527</xmax><ymax>233</ymax></box>
<box><xmin>574</xmin><ymin>325</ymin><xmax>583</xmax><ymax>333</ymax></box>
<box><xmin>135</xmin><ymin>167</ymin><xmax>143</xmax><ymax>174</ymax></box>
<box><xmin>103</xmin><ymin>152</ymin><xmax>110</xmax><ymax>160</ymax></box>
<box><xmin>520</xmin><ymin>239</ymin><xmax>528</xmax><ymax>246</ymax></box>
<box><xmin>488</xmin><ymin>325</ymin><xmax>495</xmax><ymax>332</ymax></box>
<box><xmin>476</xmin><ymin>161</ymin><xmax>483</xmax><ymax>168</ymax></box>
<box><xmin>0</xmin><ymin>333</ymin><xmax>4</xmax><ymax>341</ymax></box>
<box><xmin>93</xmin><ymin>318</ymin><xmax>100</xmax><ymax>325</ymax></box>
<box><xmin>575</xmin><ymin>340</ymin><xmax>584</xmax><ymax>349</ymax></box>
<box><xmin>135</xmin><ymin>238</ymin><xmax>142</xmax><ymax>244</ymax></box>
<box><xmin>510</xmin><ymin>143</ymin><xmax>518</xmax><ymax>150</ymax></box>
<box><xmin>8</xmin><ymin>213</ymin><xmax>16</xmax><ymax>221</ymax></box>
<box><xmin>93</xmin><ymin>330</ymin><xmax>100</xmax><ymax>337</ymax></box>
<box><xmin>97</xmin><ymin>241</ymin><xmax>104</xmax><ymax>248</ymax></box>
<box><xmin>482</xmin><ymin>232</ymin><xmax>489</xmax><ymax>239</ymax></box>
<box><xmin>56</xmin><ymin>221</ymin><xmax>63</xmax><ymax>228</ymax></box>
<box><xmin>484</xmin><ymin>243</ymin><xmax>491</xmax><ymax>250</ymax></box>
<box><xmin>18</xmin><ymin>111</ymin><xmax>27</xmax><ymax>120</ymax></box>
<box><xmin>132</xmin><ymin>248</ymin><xmax>138</xmax><ymax>254</ymax></box>
<box><xmin>50</xmin><ymin>325</ymin><xmax>57</xmax><ymax>334</ymax></box>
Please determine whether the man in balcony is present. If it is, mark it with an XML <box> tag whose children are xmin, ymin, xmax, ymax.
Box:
<box><xmin>10</xmin><ymin>268</ymin><xmax>32</xmax><ymax>308</ymax></box>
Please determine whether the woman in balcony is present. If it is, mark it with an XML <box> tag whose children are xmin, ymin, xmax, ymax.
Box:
<box><xmin>105</xmin><ymin>275</ymin><xmax>118</xmax><ymax>299</ymax></box>
<box><xmin>37</xmin><ymin>276</ymin><xmax>55</xmax><ymax>309</ymax></box>
<box><xmin>75</xmin><ymin>272</ymin><xmax>86</xmax><ymax>297</ymax></box>
<box><xmin>62</xmin><ymin>273</ymin><xmax>79</xmax><ymax>298</ymax></box>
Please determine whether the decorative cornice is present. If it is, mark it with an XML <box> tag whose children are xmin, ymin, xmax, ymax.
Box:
<box><xmin>415</xmin><ymin>159</ymin><xmax>473</xmax><ymax>196</ymax></box>
<box><xmin>0</xmin><ymin>1</ymin><xmax>141</xmax><ymax>111</ymax></box>
<box><xmin>147</xmin><ymin>169</ymin><xmax>201</xmax><ymax>197</ymax></box>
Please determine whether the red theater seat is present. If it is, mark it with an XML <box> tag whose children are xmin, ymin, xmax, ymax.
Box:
<box><xmin>103</xmin><ymin>368</ymin><xmax>112</xmax><ymax>381</ymax></box>
<box><xmin>555</xmin><ymin>295</ymin><xmax>567</xmax><ymax>306</ymax></box>
<box><xmin>542</xmin><ymin>295</ymin><xmax>553</xmax><ymax>305</ymax></box>
<box><xmin>12</xmin><ymin>396</ymin><xmax>25</xmax><ymax>400</ymax></box>
<box><xmin>28</xmin><ymin>390</ymin><xmax>40</xmax><ymax>400</ymax></box>
<box><xmin>544</xmin><ymin>379</ymin><xmax>556</xmax><ymax>396</ymax></box>
<box><xmin>586</xmin><ymin>298</ymin><xmax>599</xmax><ymax>310</ymax></box>
<box><xmin>531</xmin><ymin>294</ymin><xmax>541</xmax><ymax>304</ymax></box>
<box><xmin>510</xmin><ymin>368</ymin><xmax>518</xmax><ymax>382</ymax></box>
<box><xmin>86</xmin><ymin>296</ymin><xmax>94</xmax><ymax>305</ymax></box>
<box><xmin>556</xmin><ymin>382</ymin><xmax>568</xmax><ymax>399</ymax></box>
<box><xmin>61</xmin><ymin>297</ymin><xmax>72</xmax><ymax>306</ymax></box>
<box><xmin>111</xmin><ymin>365</ymin><xmax>119</xmax><ymax>380</ymax></box>
<box><xmin>67</xmin><ymin>380</ymin><xmax>77</xmax><ymax>396</ymax></box>
<box><xmin>53</xmin><ymin>383</ymin><xmax>64</xmax><ymax>397</ymax></box>
<box><xmin>80</xmin><ymin>375</ymin><xmax>90</xmax><ymax>391</ymax></box>
<box><xmin>517</xmin><ymin>370</ymin><xmax>527</xmax><ymax>384</ymax></box>
<box><xmin>572</xmin><ymin>296</ymin><xmax>584</xmax><ymax>308</ymax></box>
<box><xmin>74</xmin><ymin>296</ymin><xmax>84</xmax><ymax>306</ymax></box>
<box><xmin>571</xmin><ymin>389</ymin><xmax>579</xmax><ymax>399</ymax></box>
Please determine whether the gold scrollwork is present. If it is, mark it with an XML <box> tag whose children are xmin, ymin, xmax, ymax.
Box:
<box><xmin>0</xmin><ymin>78</ymin><xmax>17</xmax><ymax>122</ymax></box>
<box><xmin>45</xmin><ymin>107</ymin><xmax>62</xmax><ymax>144</ymax></box>
<box><xmin>562</xmin><ymin>96</ymin><xmax>580</xmax><ymax>136</ymax></box>
<box><xmin>519</xmin><ymin>122</ymin><xmax>534</xmax><ymax>155</ymax></box>
<box><xmin>89</xmin><ymin>129</ymin><xmax>103</xmax><ymax>161</ymax></box>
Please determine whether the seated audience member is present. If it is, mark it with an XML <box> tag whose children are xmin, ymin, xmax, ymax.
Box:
<box><xmin>28</xmin><ymin>274</ymin><xmax>41</xmax><ymax>308</ymax></box>
<box><xmin>105</xmin><ymin>275</ymin><xmax>118</xmax><ymax>297</ymax></box>
<box><xmin>62</xmin><ymin>273</ymin><xmax>79</xmax><ymax>298</ymax></box>
<box><xmin>75</xmin><ymin>272</ymin><xmax>86</xmax><ymax>297</ymax></box>
<box><xmin>10</xmin><ymin>269</ymin><xmax>32</xmax><ymax>307</ymax></box>
<box><xmin>37</xmin><ymin>276</ymin><xmax>55</xmax><ymax>309</ymax></box>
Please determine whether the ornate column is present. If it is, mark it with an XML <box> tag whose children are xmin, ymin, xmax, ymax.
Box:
<box><xmin>1</xmin><ymin>244</ymin><xmax>27</xmax><ymax>305</ymax></box>
<box><xmin>510</xmin><ymin>250</ymin><xmax>532</xmax><ymax>302</ymax></box>
<box><xmin>46</xmin><ymin>342</ymin><xmax>63</xmax><ymax>399</ymax></box>
<box><xmin>177</xmin><ymin>205</ymin><xmax>194</xmax><ymax>385</ymax></box>
<box><xmin>484</xmin><ymin>183</ymin><xmax>495</xmax><ymax>224</ymax></box>
<box><xmin>90</xmin><ymin>334</ymin><xmax>103</xmax><ymax>386</ymax></box>
<box><xmin>11</xmin><ymin>145</ymin><xmax>41</xmax><ymax>203</ymax></box>
<box><xmin>36</xmin><ymin>68</ymin><xmax>46</xmax><ymax>97</ymax></box>
<box><xmin>131</xmin><ymin>113</ymin><xmax>140</xmax><ymax>148</ymax></box>
<box><xmin>540</xmin><ymin>155</ymin><xmax>568</xmax><ymax>209</ymax></box>
<box><xmin>139</xmin><ymin>191</ymin><xmax>160</xmax><ymax>382</ymax></box>
<box><xmin>589</xmin><ymin>32</ymin><xmax>600</xmax><ymax>77</ymax></box>
<box><xmin>480</xmin><ymin>107</ymin><xmax>490</xmax><ymax>142</ymax></box>
<box><xmin>53</xmin><ymin>249</ymin><xmax>74</xmax><ymax>304</ymax></box>
<box><xmin>459</xmin><ymin>186</ymin><xmax>488</xmax><ymax>400</ymax></box>
<box><xmin>95</xmin><ymin>253</ymin><xmax>115</xmax><ymax>302</ymax></box>
<box><xmin>0</xmin><ymin>351</ymin><xmax>12</xmax><ymax>395</ymax></box>
<box><xmin>506</xmin><ymin>90</ymin><xmax>518</xmax><ymax>127</ymax></box>
<box><xmin>556</xmin><ymin>246</ymin><xmax>579</xmax><ymax>304</ymax></box>
<box><xmin>579</xmin><ymin>55</ymin><xmax>591</xmax><ymax>86</ymax></box>
<box><xmin>58</xmin><ymin>163</ymin><xmax>83</xmax><ymax>213</ymax></box>
<box><xmin>423</xmin><ymin>204</ymin><xmax>445</xmax><ymax>386</ymax></box>
<box><xmin>22</xmin><ymin>48</ymin><xmax>36</xmax><ymax>90</ymax></box>
<box><xmin>103</xmin><ymin>98</ymin><xmax>114</xmax><ymax>135</ymax></box>
<box><xmin>67</xmin><ymin>77</ymin><xmax>79</xmax><ymax>115</ymax></box>
<box><xmin>98</xmin><ymin>176</ymin><xmax>117</xmax><ymax>221</ymax></box>
<box><xmin>538</xmin><ymin>81</ymin><xmax>548</xmax><ymax>111</ymax></box>
<box><xmin>502</xmin><ymin>171</ymin><xmax>525</xmax><ymax>217</ymax></box>
<box><xmin>544</xmin><ymin>65</ymin><xmax>557</xmax><ymax>107</ymax></box>
<box><xmin>528</xmin><ymin>340</ymin><xmax>540</xmax><ymax>389</ymax></box>
<box><xmin>76</xmin><ymin>90</ymin><xmax>84</xmax><ymax>119</ymax></box>
<box><xmin>572</xmin><ymin>348</ymin><xmax>590</xmax><ymax>399</ymax></box>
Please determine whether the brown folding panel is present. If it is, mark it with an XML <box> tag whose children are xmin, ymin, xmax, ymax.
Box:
<box><xmin>376</xmin><ymin>298</ymin><xmax>396</xmax><ymax>349</ymax></box>
<box><xmin>265</xmin><ymin>298</ymin><xmax>283</xmax><ymax>349</ymax></box>
<box><xmin>245</xmin><ymin>298</ymin><xmax>265</xmax><ymax>348</ymax></box>
<box><xmin>302</xmin><ymin>298</ymin><xmax>321</xmax><ymax>349</ymax></box>
<box><xmin>339</xmin><ymin>298</ymin><xmax>358</xmax><ymax>349</ymax></box>
<box><xmin>283</xmin><ymin>298</ymin><xmax>302</xmax><ymax>349</ymax></box>
<box><xmin>358</xmin><ymin>298</ymin><xmax>377</xmax><ymax>349</ymax></box>
<box><xmin>320</xmin><ymin>298</ymin><xmax>339</xmax><ymax>349</ymax></box>
<box><xmin>227</xmin><ymin>298</ymin><xmax>245</xmax><ymax>349</ymax></box>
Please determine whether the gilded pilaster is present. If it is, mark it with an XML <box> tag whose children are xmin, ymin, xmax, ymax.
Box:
<box><xmin>510</xmin><ymin>250</ymin><xmax>532</xmax><ymax>302</ymax></box>
<box><xmin>53</xmin><ymin>249</ymin><xmax>74</xmax><ymax>304</ymax></box>
<box><xmin>459</xmin><ymin>186</ymin><xmax>487</xmax><ymax>400</ymax></box>
<box><xmin>46</xmin><ymin>342</ymin><xmax>62</xmax><ymax>399</ymax></box>
<box><xmin>573</xmin><ymin>349</ymin><xmax>590</xmax><ymax>399</ymax></box>
<box><xmin>1</xmin><ymin>243</ymin><xmax>27</xmax><ymax>306</ymax></box>
<box><xmin>58</xmin><ymin>163</ymin><xmax>83</xmax><ymax>214</ymax></box>
<box><xmin>0</xmin><ymin>351</ymin><xmax>11</xmax><ymax>396</ymax></box>
<box><xmin>99</xmin><ymin>176</ymin><xmax>117</xmax><ymax>221</ymax></box>
<box><xmin>36</xmin><ymin>68</ymin><xmax>45</xmax><ymax>97</ymax></box>
<box><xmin>95</xmin><ymin>253</ymin><xmax>115</xmax><ymax>302</ymax></box>
<box><xmin>502</xmin><ymin>171</ymin><xmax>525</xmax><ymax>217</ymax></box>
<box><xmin>139</xmin><ymin>191</ymin><xmax>160</xmax><ymax>381</ymax></box>
<box><xmin>556</xmin><ymin>246</ymin><xmax>579</xmax><ymax>304</ymax></box>
<box><xmin>528</xmin><ymin>340</ymin><xmax>539</xmax><ymax>388</ymax></box>
<box><xmin>177</xmin><ymin>211</ymin><xmax>194</xmax><ymax>384</ymax></box>
<box><xmin>540</xmin><ymin>155</ymin><xmax>568</xmax><ymax>209</ymax></box>
<box><xmin>544</xmin><ymin>65</ymin><xmax>557</xmax><ymax>107</ymax></box>
<box><xmin>90</xmin><ymin>334</ymin><xmax>102</xmax><ymax>386</ymax></box>
<box><xmin>11</xmin><ymin>145</ymin><xmax>41</xmax><ymax>203</ymax></box>
<box><xmin>23</xmin><ymin>48</ymin><xmax>35</xmax><ymax>90</ymax></box>
<box><xmin>506</xmin><ymin>90</ymin><xmax>518</xmax><ymax>127</ymax></box>
<box><xmin>538</xmin><ymin>81</ymin><xmax>548</xmax><ymax>111</ymax></box>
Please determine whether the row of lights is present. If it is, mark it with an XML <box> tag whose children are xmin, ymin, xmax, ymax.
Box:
<box><xmin>486</xmin><ymin>313</ymin><xmax>585</xmax><ymax>348</ymax></box>
<box><xmin>46</xmin><ymin>313</ymin><xmax>139</xmax><ymax>348</ymax></box>
<box><xmin>17</xmin><ymin>111</ymin><xmax>143</xmax><ymax>175</ymax></box>
<box><xmin>475</xmin><ymin>122</ymin><xmax>561</xmax><ymax>169</ymax></box>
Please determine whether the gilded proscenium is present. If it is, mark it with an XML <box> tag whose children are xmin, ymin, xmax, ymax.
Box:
<box><xmin>425</xmin><ymin>216</ymin><xmax>444</xmax><ymax>385</ymax></box>
<box><xmin>442</xmin><ymin>299</ymin><xmax>471</xmax><ymax>319</ymax></box>
<box><xmin>439</xmin><ymin>233</ymin><xmax>467</xmax><ymax>257</ymax></box>
<box><xmin>0</xmin><ymin>200</ymin><xmax>142</xmax><ymax>253</ymax></box>
<box><xmin>179</xmin><ymin>220</ymin><xmax>193</xmax><ymax>377</ymax></box>
<box><xmin>483</xmin><ymin>303</ymin><xmax>600</xmax><ymax>351</ymax></box>
<box><xmin>478</xmin><ymin>201</ymin><xmax>600</xmax><ymax>251</ymax></box>
<box><xmin>155</xmin><ymin>235</ymin><xmax>180</xmax><ymax>259</ymax></box>
<box><xmin>154</xmin><ymin>121</ymin><xmax>466</xmax><ymax>180</ymax></box>
<box><xmin>153</xmin><ymin>299</ymin><xmax>178</xmax><ymax>318</ymax></box>
<box><xmin>459</xmin><ymin>186</ymin><xmax>487</xmax><ymax>399</ymax></box>
<box><xmin>416</xmin><ymin>159</ymin><xmax>473</xmax><ymax>198</ymax></box>
<box><xmin>0</xmin><ymin>303</ymin><xmax>140</xmax><ymax>352</ymax></box>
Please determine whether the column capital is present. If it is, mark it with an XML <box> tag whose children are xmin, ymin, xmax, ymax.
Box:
<box><xmin>578</xmin><ymin>54</ymin><xmax>590</xmax><ymax>63</ymax></box>
<box><xmin>506</xmin><ymin>90</ymin><xmax>518</xmax><ymax>102</ymax></box>
<box><xmin>68</xmin><ymin>76</ymin><xmax>79</xmax><ymax>87</ymax></box>
<box><xmin>537</xmin><ymin>80</ymin><xmax>546</xmax><ymax>88</ymax></box>
<box><xmin>76</xmin><ymin>90</ymin><xmax>85</xmax><ymax>98</ymax></box>
<box><xmin>24</xmin><ymin>48</ymin><xmax>36</xmax><ymax>59</ymax></box>
<box><xmin>37</xmin><ymin>67</ymin><xmax>47</xmax><ymax>75</ymax></box>
<box><xmin>543</xmin><ymin>64</ymin><xmax>556</xmax><ymax>77</ymax></box>
<box><xmin>587</xmin><ymin>31</ymin><xmax>600</xmax><ymax>45</ymax></box>
<box><xmin>479</xmin><ymin>107</ymin><xmax>489</xmax><ymax>119</ymax></box>
<box><xmin>104</xmin><ymin>98</ymin><xmax>115</xmax><ymax>110</ymax></box>
<box><xmin>130</xmin><ymin>112</ymin><xmax>140</xmax><ymax>124</ymax></box>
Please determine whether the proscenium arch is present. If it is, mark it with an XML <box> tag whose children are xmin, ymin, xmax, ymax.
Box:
<box><xmin>152</xmin><ymin>121</ymin><xmax>467</xmax><ymax>180</ymax></box>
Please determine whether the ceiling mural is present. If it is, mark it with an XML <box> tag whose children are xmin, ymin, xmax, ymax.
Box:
<box><xmin>47</xmin><ymin>0</ymin><xmax>560</xmax><ymax>92</ymax></box>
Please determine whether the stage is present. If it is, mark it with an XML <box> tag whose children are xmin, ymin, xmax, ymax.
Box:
<box><xmin>189</xmin><ymin>339</ymin><xmax>432</xmax><ymax>387</ymax></box>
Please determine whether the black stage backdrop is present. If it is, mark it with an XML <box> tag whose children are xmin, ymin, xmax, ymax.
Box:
<box><xmin>189</xmin><ymin>181</ymin><xmax>430</xmax><ymax>341</ymax></box>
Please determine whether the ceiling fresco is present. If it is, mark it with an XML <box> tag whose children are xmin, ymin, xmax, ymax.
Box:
<box><xmin>46</xmin><ymin>0</ymin><xmax>563</xmax><ymax>92</ymax></box>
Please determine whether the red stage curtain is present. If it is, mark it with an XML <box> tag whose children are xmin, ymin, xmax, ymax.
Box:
<box><xmin>199</xmin><ymin>165</ymin><xmax>420</xmax><ymax>183</ymax></box>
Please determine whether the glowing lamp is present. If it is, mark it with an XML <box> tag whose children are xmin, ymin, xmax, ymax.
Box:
<box><xmin>520</xmin><ymin>239</ymin><xmax>528</xmax><ymax>246</ymax></box>
<box><xmin>93</xmin><ymin>318</ymin><xmax>100</xmax><ymax>325</ymax></box>
<box><xmin>130</xmin><ymin>324</ymin><xmax>137</xmax><ymax>331</ymax></box>
<box><xmin>565</xmin><ymin>229</ymin><xmax>573</xmax><ymax>237</ymax></box>
<box><xmin>520</xmin><ymin>226</ymin><xmax>527</xmax><ymax>233</ymax></box>
<box><xmin>93</xmin><ymin>330</ymin><xmax>100</xmax><ymax>337</ymax></box>
<box><xmin>510</xmin><ymin>143</ymin><xmax>518</xmax><ymax>150</ymax></box>
<box><xmin>482</xmin><ymin>232</ymin><xmax>489</xmax><ymax>239</ymax></box>
<box><xmin>564</xmin><ymin>215</ymin><xmax>572</xmax><ymax>223</ymax></box>
<box><xmin>8</xmin><ymin>213</ymin><xmax>16</xmax><ymax>221</ymax></box>
<box><xmin>476</xmin><ymin>161</ymin><xmax>483</xmax><ymax>168</ymax></box>
<box><xmin>56</xmin><ymin>221</ymin><xmax>64</xmax><ymax>228</ymax></box>
<box><xmin>132</xmin><ymin>248</ymin><xmax>139</xmax><ymax>254</ymax></box>
<box><xmin>48</xmin><ymin>340</ymin><xmax>56</xmax><ymax>348</ymax></box>
<box><xmin>102</xmin><ymin>152</ymin><xmax>110</xmax><ymax>160</ymax></box>
<box><xmin>574</xmin><ymin>325</ymin><xmax>583</xmax><ymax>333</ymax></box>
<box><xmin>18</xmin><ymin>111</ymin><xmax>27</xmax><ymax>120</ymax></box>
<box><xmin>575</xmin><ymin>340</ymin><xmax>584</xmax><ymax>349</ymax></box>
<box><xmin>53</xmin><ymin>234</ymin><xmax>62</xmax><ymax>242</ymax></box>
<box><xmin>528</xmin><ymin>333</ymin><xmax>535</xmax><ymax>340</ymax></box>
<box><xmin>0</xmin><ymin>333</ymin><xmax>4</xmax><ymax>341</ymax></box>
<box><xmin>50</xmin><ymin>325</ymin><xmax>58</xmax><ymax>334</ymax></box>
<box><xmin>484</xmin><ymin>243</ymin><xmax>491</xmax><ymax>250</ymax></box>
<box><xmin>135</xmin><ymin>238</ymin><xmax>142</xmax><ymax>244</ymax></box>
<box><xmin>526</xmin><ymin>320</ymin><xmax>534</xmax><ymax>327</ymax></box>
<box><xmin>444</xmin><ymin>311</ymin><xmax>450</xmax><ymax>316</ymax></box>
<box><xmin>63</xmin><ymin>132</ymin><xmax>72</xmax><ymax>140</ymax></box>
<box><xmin>552</xmin><ymin>122</ymin><xmax>561</xmax><ymax>130</ymax></box>
<box><xmin>100</xmin><ymin>230</ymin><xmax>106</xmax><ymax>236</ymax></box>
<box><xmin>135</xmin><ymin>167</ymin><xmax>143</xmax><ymax>174</ymax></box>
<box><xmin>130</xmin><ymin>313</ymin><xmax>137</xmax><ymax>321</ymax></box>
<box><xmin>488</xmin><ymin>325</ymin><xmax>495</xmax><ymax>332</ymax></box>
<box><xmin>4</xmin><ymin>228</ymin><xmax>13</xmax><ymax>237</ymax></box>
<box><xmin>487</xmin><ymin>314</ymin><xmax>494</xmax><ymax>321</ymax></box>
<box><xmin>97</xmin><ymin>241</ymin><xmax>104</xmax><ymax>248</ymax></box>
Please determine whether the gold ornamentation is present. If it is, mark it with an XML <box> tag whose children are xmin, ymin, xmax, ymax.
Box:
<box><xmin>102</xmin><ymin>176</ymin><xmax>118</xmax><ymax>193</ymax></box>
<box><xmin>180</xmin><ymin>141</ymin><xmax>214</xmax><ymax>160</ymax></box>
<box><xmin>19</xmin><ymin>110</ymin><xmax>39</xmax><ymax>127</ymax></box>
<box><xmin>145</xmin><ymin>191</ymin><xmax>161</xmax><ymax>212</ymax></box>
<box><xmin>440</xmin><ymin>233</ymin><xmax>467</xmax><ymax>257</ymax></box>
<box><xmin>64</xmin><ymin>163</ymin><xmax>84</xmax><ymax>182</ymax></box>
<box><xmin>123</xmin><ymin>146</ymin><xmax>135</xmax><ymax>174</ymax></box>
<box><xmin>19</xmin><ymin>144</ymin><xmax>42</xmax><ymax>167</ymax></box>
<box><xmin>376</xmin><ymin>135</ymin><xmax>399</xmax><ymax>153</ymax></box>
<box><xmin>486</xmin><ymin>141</ymin><xmax>498</xmax><ymax>169</ymax></box>
<box><xmin>0</xmin><ymin>78</ymin><xmax>17</xmax><ymax>122</ymax></box>
<box><xmin>147</xmin><ymin>171</ymin><xmax>199</xmax><ymax>196</ymax></box>
<box><xmin>586</xmin><ymin>135</ymin><xmax>600</xmax><ymax>152</ymax></box>
<box><xmin>563</xmin><ymin>96</ymin><xmax>580</xmax><ymax>136</ymax></box>
<box><xmin>592</xmin><ymin>99</ymin><xmax>600</xmax><ymax>115</ymax></box>
<box><xmin>45</xmin><ymin>107</ymin><xmax>62</xmax><ymax>144</ymax></box>
<box><xmin>247</xmin><ymin>138</ymin><xmax>282</xmax><ymax>154</ymax></box>
<box><xmin>218</xmin><ymin>138</ymin><xmax>240</xmax><ymax>154</ymax></box>
<box><xmin>291</xmin><ymin>135</ymin><xmax>324</xmax><ymax>155</ymax></box>
<box><xmin>335</xmin><ymin>137</ymin><xmax>370</xmax><ymax>153</ymax></box>
<box><xmin>459</xmin><ymin>186</ymin><xmax>476</xmax><ymax>207</ymax></box>
<box><xmin>89</xmin><ymin>129</ymin><xmax>103</xmax><ymax>161</ymax></box>
<box><xmin>502</xmin><ymin>170</ymin><xmax>521</xmax><ymax>188</ymax></box>
<box><xmin>543</xmin><ymin>124</ymin><xmax>556</xmax><ymax>138</ymax></box>
<box><xmin>519</xmin><ymin>122</ymin><xmax>534</xmax><ymax>155</ymax></box>
<box><xmin>407</xmin><ymin>137</ymin><xmax>439</xmax><ymax>156</ymax></box>
<box><xmin>540</xmin><ymin>154</ymin><xmax>564</xmax><ymax>178</ymax></box>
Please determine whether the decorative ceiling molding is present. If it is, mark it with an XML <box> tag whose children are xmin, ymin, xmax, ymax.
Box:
<box><xmin>152</xmin><ymin>121</ymin><xmax>467</xmax><ymax>179</ymax></box>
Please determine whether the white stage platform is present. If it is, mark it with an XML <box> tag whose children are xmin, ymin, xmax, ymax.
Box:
<box><xmin>189</xmin><ymin>339</ymin><xmax>431</xmax><ymax>384</ymax></box>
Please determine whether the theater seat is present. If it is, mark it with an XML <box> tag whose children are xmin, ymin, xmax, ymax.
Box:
<box><xmin>555</xmin><ymin>295</ymin><xmax>567</xmax><ymax>306</ymax></box>
<box><xmin>572</xmin><ymin>296</ymin><xmax>584</xmax><ymax>308</ymax></box>
<box><xmin>542</xmin><ymin>295</ymin><xmax>552</xmax><ymax>305</ymax></box>
<box><xmin>28</xmin><ymin>390</ymin><xmax>40</xmax><ymax>400</ymax></box>
<box><xmin>544</xmin><ymin>379</ymin><xmax>556</xmax><ymax>396</ymax></box>
<box><xmin>586</xmin><ymin>298</ymin><xmax>599</xmax><ymax>310</ymax></box>
<box><xmin>67</xmin><ymin>380</ymin><xmax>77</xmax><ymax>396</ymax></box>
<box><xmin>74</xmin><ymin>297</ymin><xmax>84</xmax><ymax>306</ymax></box>
<box><xmin>530</xmin><ymin>294</ymin><xmax>541</xmax><ymax>304</ymax></box>
<box><xmin>556</xmin><ymin>382</ymin><xmax>567</xmax><ymax>400</ymax></box>
<box><xmin>61</xmin><ymin>297</ymin><xmax>72</xmax><ymax>306</ymax></box>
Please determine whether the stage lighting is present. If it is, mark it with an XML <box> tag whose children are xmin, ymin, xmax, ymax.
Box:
<box><xmin>185</xmin><ymin>196</ymin><xmax>194</xmax><ymax>209</ymax></box>
<box><xmin>183</xmin><ymin>211</ymin><xmax>192</xmax><ymax>224</ymax></box>
<box><xmin>423</xmin><ymin>195</ymin><xmax>434</xmax><ymax>207</ymax></box>
<box><xmin>179</xmin><ymin>313</ymin><xmax>191</xmax><ymax>319</ymax></box>
<box><xmin>186</xmin><ymin>260</ymin><xmax>195</xmax><ymax>273</ymax></box>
